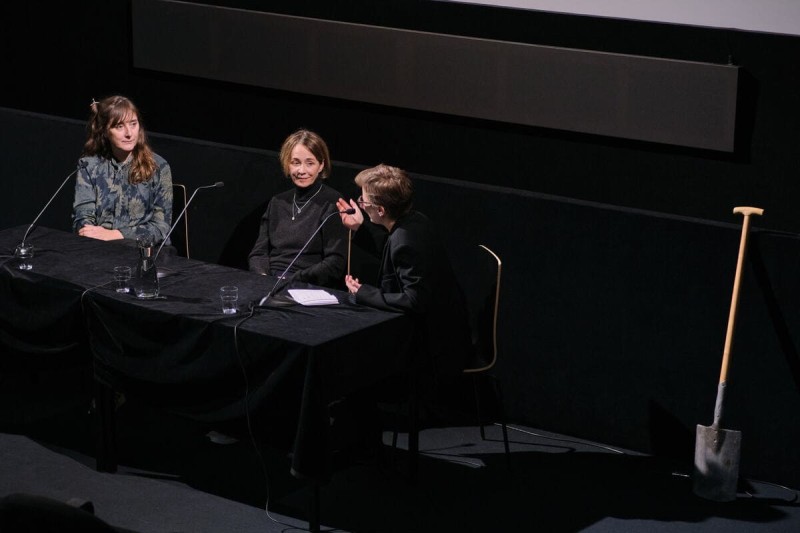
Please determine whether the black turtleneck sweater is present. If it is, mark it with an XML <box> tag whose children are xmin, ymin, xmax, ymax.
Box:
<box><xmin>248</xmin><ymin>182</ymin><xmax>347</xmax><ymax>290</ymax></box>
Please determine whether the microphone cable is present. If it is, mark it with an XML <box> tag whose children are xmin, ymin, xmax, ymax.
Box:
<box><xmin>230</xmin><ymin>304</ymin><xmax>336</xmax><ymax>531</ymax></box>
<box><xmin>226</xmin><ymin>306</ymin><xmax>275</xmax><ymax>516</ymax></box>
<box><xmin>229</xmin><ymin>305</ymin><xmax>299</xmax><ymax>527</ymax></box>
<box><xmin>79</xmin><ymin>279</ymin><xmax>117</xmax><ymax>308</ymax></box>
<box><xmin>259</xmin><ymin>207</ymin><xmax>355</xmax><ymax>306</ymax></box>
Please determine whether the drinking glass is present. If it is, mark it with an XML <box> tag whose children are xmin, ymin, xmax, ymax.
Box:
<box><xmin>113</xmin><ymin>266</ymin><xmax>131</xmax><ymax>294</ymax></box>
<box><xmin>220</xmin><ymin>286</ymin><xmax>238</xmax><ymax>314</ymax></box>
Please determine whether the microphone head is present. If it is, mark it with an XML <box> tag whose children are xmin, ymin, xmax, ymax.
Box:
<box><xmin>344</xmin><ymin>208</ymin><xmax>356</xmax><ymax>215</ymax></box>
<box><xmin>215</xmin><ymin>181</ymin><xmax>225</xmax><ymax>188</ymax></box>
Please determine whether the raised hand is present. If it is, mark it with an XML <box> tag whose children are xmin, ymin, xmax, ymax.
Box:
<box><xmin>337</xmin><ymin>197</ymin><xmax>363</xmax><ymax>231</ymax></box>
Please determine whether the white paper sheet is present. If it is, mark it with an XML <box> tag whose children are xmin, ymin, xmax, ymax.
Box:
<box><xmin>288</xmin><ymin>289</ymin><xmax>339</xmax><ymax>306</ymax></box>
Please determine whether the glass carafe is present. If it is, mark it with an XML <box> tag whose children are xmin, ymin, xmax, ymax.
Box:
<box><xmin>14</xmin><ymin>243</ymin><xmax>34</xmax><ymax>270</ymax></box>
<box><xmin>133</xmin><ymin>237</ymin><xmax>159</xmax><ymax>299</ymax></box>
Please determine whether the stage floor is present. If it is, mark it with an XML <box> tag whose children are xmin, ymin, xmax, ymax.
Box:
<box><xmin>1</xmin><ymin>394</ymin><xmax>798</xmax><ymax>533</ymax></box>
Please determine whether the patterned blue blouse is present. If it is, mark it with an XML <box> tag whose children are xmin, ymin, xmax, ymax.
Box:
<box><xmin>72</xmin><ymin>154</ymin><xmax>173</xmax><ymax>243</ymax></box>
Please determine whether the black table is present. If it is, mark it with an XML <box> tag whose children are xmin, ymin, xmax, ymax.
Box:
<box><xmin>1</xmin><ymin>225</ymin><xmax>412</xmax><ymax>529</ymax></box>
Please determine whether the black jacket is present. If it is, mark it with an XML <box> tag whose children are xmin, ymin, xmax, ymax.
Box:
<box><xmin>354</xmin><ymin>211</ymin><xmax>473</xmax><ymax>376</ymax></box>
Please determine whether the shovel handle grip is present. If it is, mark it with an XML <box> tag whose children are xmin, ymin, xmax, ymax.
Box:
<box><xmin>733</xmin><ymin>206</ymin><xmax>764</xmax><ymax>217</ymax></box>
<box><xmin>719</xmin><ymin>206</ymin><xmax>764</xmax><ymax>384</ymax></box>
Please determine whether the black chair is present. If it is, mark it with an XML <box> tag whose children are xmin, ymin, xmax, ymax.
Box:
<box><xmin>392</xmin><ymin>243</ymin><xmax>510</xmax><ymax>475</ymax></box>
<box><xmin>171</xmin><ymin>183</ymin><xmax>190</xmax><ymax>258</ymax></box>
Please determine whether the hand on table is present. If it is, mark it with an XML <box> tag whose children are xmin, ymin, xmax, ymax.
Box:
<box><xmin>78</xmin><ymin>225</ymin><xmax>123</xmax><ymax>241</ymax></box>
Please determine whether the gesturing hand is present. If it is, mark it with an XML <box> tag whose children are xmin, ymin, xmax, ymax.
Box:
<box><xmin>337</xmin><ymin>198</ymin><xmax>363</xmax><ymax>231</ymax></box>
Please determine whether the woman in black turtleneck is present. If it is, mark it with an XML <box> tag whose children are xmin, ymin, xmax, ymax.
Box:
<box><xmin>248</xmin><ymin>129</ymin><xmax>347</xmax><ymax>289</ymax></box>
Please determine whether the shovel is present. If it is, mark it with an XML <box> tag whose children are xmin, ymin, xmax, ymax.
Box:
<box><xmin>693</xmin><ymin>206</ymin><xmax>763</xmax><ymax>502</ymax></box>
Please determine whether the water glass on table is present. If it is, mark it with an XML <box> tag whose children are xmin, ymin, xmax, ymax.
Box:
<box><xmin>220</xmin><ymin>286</ymin><xmax>238</xmax><ymax>314</ymax></box>
<box><xmin>113</xmin><ymin>266</ymin><xmax>131</xmax><ymax>293</ymax></box>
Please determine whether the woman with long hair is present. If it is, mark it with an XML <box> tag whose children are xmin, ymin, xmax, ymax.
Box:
<box><xmin>72</xmin><ymin>95</ymin><xmax>173</xmax><ymax>243</ymax></box>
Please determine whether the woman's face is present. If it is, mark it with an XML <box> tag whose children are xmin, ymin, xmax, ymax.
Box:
<box><xmin>108</xmin><ymin>112</ymin><xmax>139</xmax><ymax>162</ymax></box>
<box><xmin>289</xmin><ymin>143</ymin><xmax>324</xmax><ymax>188</ymax></box>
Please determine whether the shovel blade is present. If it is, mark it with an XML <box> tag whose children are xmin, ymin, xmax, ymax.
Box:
<box><xmin>693</xmin><ymin>424</ymin><xmax>741</xmax><ymax>502</ymax></box>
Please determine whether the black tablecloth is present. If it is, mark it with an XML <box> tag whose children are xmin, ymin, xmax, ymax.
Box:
<box><xmin>0</xmin><ymin>225</ymin><xmax>411</xmax><ymax>481</ymax></box>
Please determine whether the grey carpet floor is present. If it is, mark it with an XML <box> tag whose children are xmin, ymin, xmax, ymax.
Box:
<box><xmin>1</xmin><ymin>369</ymin><xmax>798</xmax><ymax>532</ymax></box>
<box><xmin>2</xmin><ymin>419</ymin><xmax>800</xmax><ymax>532</ymax></box>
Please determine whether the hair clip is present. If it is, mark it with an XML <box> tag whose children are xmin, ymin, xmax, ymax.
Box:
<box><xmin>89</xmin><ymin>98</ymin><xmax>99</xmax><ymax>113</ymax></box>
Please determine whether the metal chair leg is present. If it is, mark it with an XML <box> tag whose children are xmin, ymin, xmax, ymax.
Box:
<box><xmin>408</xmin><ymin>374</ymin><xmax>419</xmax><ymax>483</ymax></box>
<box><xmin>491</xmin><ymin>376</ymin><xmax>511</xmax><ymax>468</ymax></box>
<box><xmin>472</xmin><ymin>374</ymin><xmax>486</xmax><ymax>440</ymax></box>
<box><xmin>308</xmin><ymin>482</ymin><xmax>320</xmax><ymax>533</ymax></box>
<box><xmin>473</xmin><ymin>373</ymin><xmax>511</xmax><ymax>468</ymax></box>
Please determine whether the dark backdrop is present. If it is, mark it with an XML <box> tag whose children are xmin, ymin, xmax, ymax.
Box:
<box><xmin>3</xmin><ymin>1</ymin><xmax>800</xmax><ymax>231</ymax></box>
<box><xmin>1</xmin><ymin>1</ymin><xmax>799</xmax><ymax>489</ymax></box>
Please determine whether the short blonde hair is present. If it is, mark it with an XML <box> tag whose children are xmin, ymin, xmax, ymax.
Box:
<box><xmin>354</xmin><ymin>164</ymin><xmax>413</xmax><ymax>219</ymax></box>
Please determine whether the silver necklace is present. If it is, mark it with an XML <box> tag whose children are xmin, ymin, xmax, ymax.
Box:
<box><xmin>292</xmin><ymin>184</ymin><xmax>323</xmax><ymax>220</ymax></box>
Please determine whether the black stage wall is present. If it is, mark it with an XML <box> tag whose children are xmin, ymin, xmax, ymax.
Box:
<box><xmin>3</xmin><ymin>1</ymin><xmax>800</xmax><ymax>231</ymax></box>
<box><xmin>3</xmin><ymin>108</ymin><xmax>800</xmax><ymax>492</ymax></box>
<box><xmin>2</xmin><ymin>1</ymin><xmax>800</xmax><ymax>488</ymax></box>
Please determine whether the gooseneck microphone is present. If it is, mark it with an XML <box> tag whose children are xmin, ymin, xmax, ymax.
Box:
<box><xmin>153</xmin><ymin>181</ymin><xmax>225</xmax><ymax>262</ymax></box>
<box><xmin>257</xmin><ymin>207</ymin><xmax>356</xmax><ymax>306</ymax></box>
<box><xmin>18</xmin><ymin>162</ymin><xmax>85</xmax><ymax>248</ymax></box>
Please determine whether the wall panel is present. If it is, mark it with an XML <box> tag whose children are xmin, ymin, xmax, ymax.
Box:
<box><xmin>132</xmin><ymin>0</ymin><xmax>739</xmax><ymax>151</ymax></box>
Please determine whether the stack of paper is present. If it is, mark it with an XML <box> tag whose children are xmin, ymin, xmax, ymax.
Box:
<box><xmin>288</xmin><ymin>289</ymin><xmax>339</xmax><ymax>306</ymax></box>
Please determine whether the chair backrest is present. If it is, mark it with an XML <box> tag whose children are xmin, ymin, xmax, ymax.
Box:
<box><xmin>464</xmin><ymin>244</ymin><xmax>502</xmax><ymax>374</ymax></box>
<box><xmin>171</xmin><ymin>183</ymin><xmax>190</xmax><ymax>258</ymax></box>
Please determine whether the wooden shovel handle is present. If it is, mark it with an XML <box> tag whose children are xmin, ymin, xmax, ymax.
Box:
<box><xmin>733</xmin><ymin>206</ymin><xmax>764</xmax><ymax>217</ymax></box>
<box><xmin>719</xmin><ymin>206</ymin><xmax>764</xmax><ymax>384</ymax></box>
<box><xmin>347</xmin><ymin>229</ymin><xmax>352</xmax><ymax>276</ymax></box>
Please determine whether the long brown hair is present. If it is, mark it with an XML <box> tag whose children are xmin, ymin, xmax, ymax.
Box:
<box><xmin>82</xmin><ymin>95</ymin><xmax>157</xmax><ymax>184</ymax></box>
